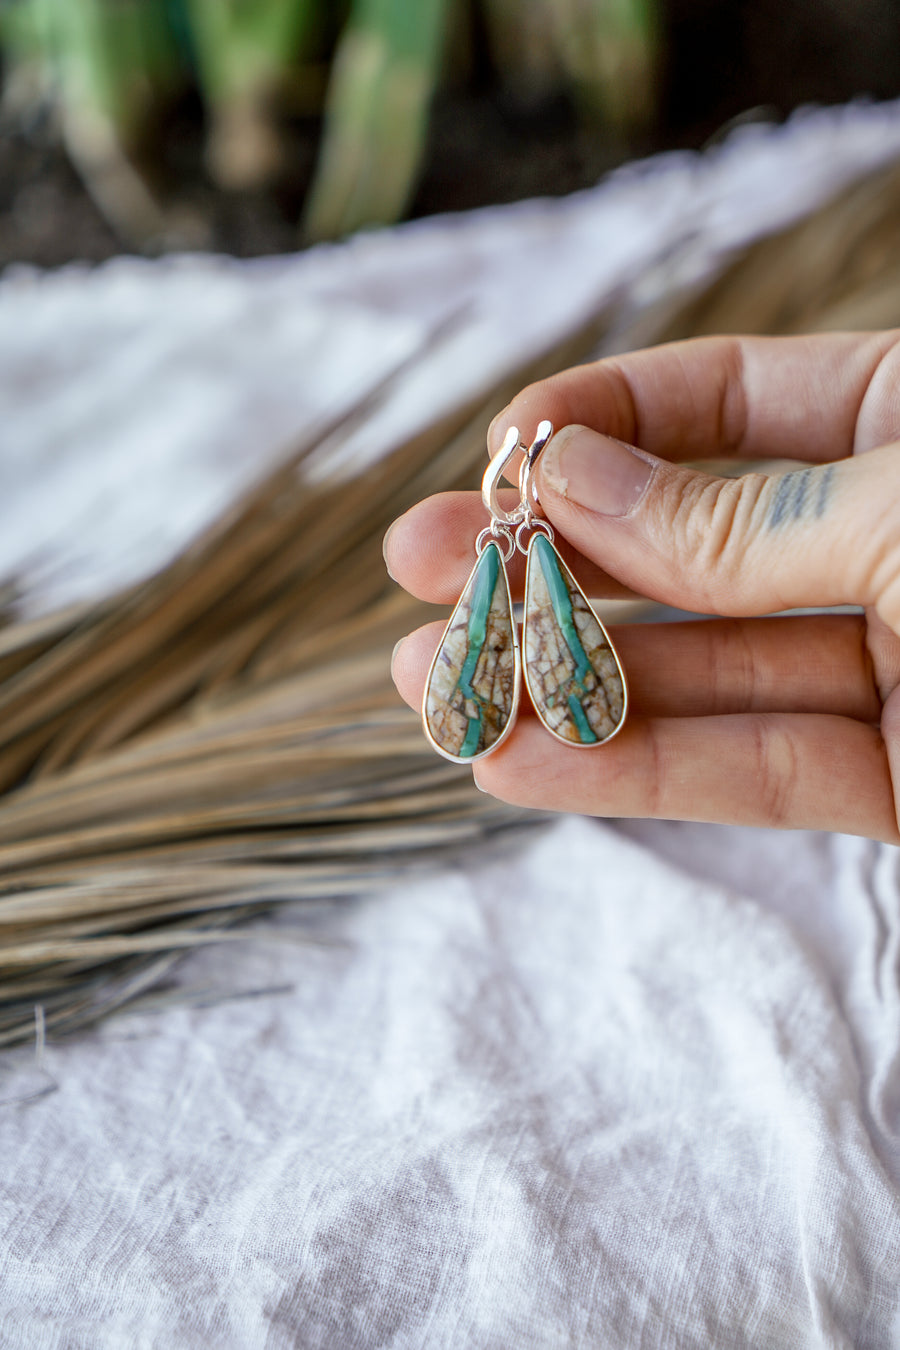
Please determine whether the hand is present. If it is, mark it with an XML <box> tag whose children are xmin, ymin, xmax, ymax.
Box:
<box><xmin>385</xmin><ymin>331</ymin><xmax>900</xmax><ymax>841</ymax></box>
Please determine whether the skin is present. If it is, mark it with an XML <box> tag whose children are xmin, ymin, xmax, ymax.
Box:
<box><xmin>385</xmin><ymin>331</ymin><xmax>900</xmax><ymax>841</ymax></box>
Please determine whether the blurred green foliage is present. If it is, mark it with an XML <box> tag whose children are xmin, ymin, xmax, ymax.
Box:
<box><xmin>0</xmin><ymin>0</ymin><xmax>659</xmax><ymax>246</ymax></box>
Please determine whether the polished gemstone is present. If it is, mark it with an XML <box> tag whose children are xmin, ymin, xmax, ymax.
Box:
<box><xmin>423</xmin><ymin>542</ymin><xmax>519</xmax><ymax>762</ymax></box>
<box><xmin>523</xmin><ymin>533</ymin><xmax>626</xmax><ymax>745</ymax></box>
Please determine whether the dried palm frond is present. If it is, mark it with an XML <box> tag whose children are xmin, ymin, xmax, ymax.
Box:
<box><xmin>627</xmin><ymin>157</ymin><xmax>900</xmax><ymax>346</ymax></box>
<box><xmin>0</xmin><ymin>315</ymin><xmax>609</xmax><ymax>1047</ymax></box>
<box><xmin>6</xmin><ymin>151</ymin><xmax>900</xmax><ymax>1049</ymax></box>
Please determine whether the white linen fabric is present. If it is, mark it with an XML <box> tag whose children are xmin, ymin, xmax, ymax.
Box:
<box><xmin>5</xmin><ymin>98</ymin><xmax>900</xmax><ymax>619</ymax></box>
<box><xmin>2</xmin><ymin>820</ymin><xmax>900</xmax><ymax>1348</ymax></box>
<box><xmin>2</xmin><ymin>102</ymin><xmax>900</xmax><ymax>1348</ymax></box>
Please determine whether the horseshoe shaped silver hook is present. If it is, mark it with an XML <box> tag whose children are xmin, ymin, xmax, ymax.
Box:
<box><xmin>481</xmin><ymin>420</ymin><xmax>554</xmax><ymax>527</ymax></box>
<box><xmin>481</xmin><ymin>425</ymin><xmax>522</xmax><ymax>526</ymax></box>
<box><xmin>518</xmin><ymin>419</ymin><xmax>554</xmax><ymax>520</ymax></box>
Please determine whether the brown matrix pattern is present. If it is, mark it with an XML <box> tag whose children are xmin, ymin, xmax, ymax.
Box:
<box><xmin>425</xmin><ymin>547</ymin><xmax>517</xmax><ymax>760</ymax></box>
<box><xmin>524</xmin><ymin>542</ymin><xmax>625</xmax><ymax>745</ymax></box>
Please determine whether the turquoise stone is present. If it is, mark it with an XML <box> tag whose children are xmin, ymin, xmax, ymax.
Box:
<box><xmin>423</xmin><ymin>542</ymin><xmax>519</xmax><ymax>762</ymax></box>
<box><xmin>523</xmin><ymin>533</ymin><xmax>626</xmax><ymax>746</ymax></box>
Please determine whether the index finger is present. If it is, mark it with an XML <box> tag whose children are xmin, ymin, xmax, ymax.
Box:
<box><xmin>490</xmin><ymin>331</ymin><xmax>900</xmax><ymax>466</ymax></box>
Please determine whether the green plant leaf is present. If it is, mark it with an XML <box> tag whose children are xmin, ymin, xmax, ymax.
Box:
<box><xmin>303</xmin><ymin>0</ymin><xmax>451</xmax><ymax>241</ymax></box>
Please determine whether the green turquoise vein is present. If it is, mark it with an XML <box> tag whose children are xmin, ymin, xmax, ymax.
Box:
<box><xmin>533</xmin><ymin>534</ymin><xmax>598</xmax><ymax>744</ymax></box>
<box><xmin>446</xmin><ymin>537</ymin><xmax>607</xmax><ymax>756</ymax></box>
<box><xmin>454</xmin><ymin>543</ymin><xmax>503</xmax><ymax>758</ymax></box>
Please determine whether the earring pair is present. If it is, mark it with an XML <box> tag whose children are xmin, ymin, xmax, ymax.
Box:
<box><xmin>422</xmin><ymin>421</ymin><xmax>628</xmax><ymax>764</ymax></box>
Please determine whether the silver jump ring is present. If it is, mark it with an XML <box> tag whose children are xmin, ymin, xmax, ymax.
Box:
<box><xmin>475</xmin><ymin>524</ymin><xmax>515</xmax><ymax>562</ymax></box>
<box><xmin>515</xmin><ymin>517</ymin><xmax>554</xmax><ymax>554</ymax></box>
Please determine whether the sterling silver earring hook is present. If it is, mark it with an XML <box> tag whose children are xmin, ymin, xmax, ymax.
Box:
<box><xmin>482</xmin><ymin>420</ymin><xmax>554</xmax><ymax>529</ymax></box>
<box><xmin>423</xmin><ymin>412</ymin><xmax>627</xmax><ymax>762</ymax></box>
<box><xmin>518</xmin><ymin>419</ymin><xmax>553</xmax><ymax>526</ymax></box>
<box><xmin>481</xmin><ymin>425</ymin><xmax>522</xmax><ymax>527</ymax></box>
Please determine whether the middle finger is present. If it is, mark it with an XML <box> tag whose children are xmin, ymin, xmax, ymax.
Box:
<box><xmin>392</xmin><ymin>613</ymin><xmax>880</xmax><ymax>722</ymax></box>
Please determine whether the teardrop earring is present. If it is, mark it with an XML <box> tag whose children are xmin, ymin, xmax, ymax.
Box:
<box><xmin>422</xmin><ymin>421</ymin><xmax>628</xmax><ymax>763</ymax></box>
<box><xmin>421</xmin><ymin>427</ymin><xmax>522</xmax><ymax>763</ymax></box>
<box><xmin>518</xmin><ymin>425</ymin><xmax>628</xmax><ymax>747</ymax></box>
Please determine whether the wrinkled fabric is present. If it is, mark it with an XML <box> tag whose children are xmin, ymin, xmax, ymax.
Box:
<box><xmin>2</xmin><ymin>819</ymin><xmax>900</xmax><ymax>1348</ymax></box>
<box><xmin>4</xmin><ymin>100</ymin><xmax>900</xmax><ymax>1347</ymax></box>
<box><xmin>6</xmin><ymin>99</ymin><xmax>900</xmax><ymax>619</ymax></box>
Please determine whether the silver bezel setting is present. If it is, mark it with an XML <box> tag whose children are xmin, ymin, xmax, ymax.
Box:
<box><xmin>421</xmin><ymin>539</ymin><xmax>522</xmax><ymax>765</ymax></box>
<box><xmin>521</xmin><ymin>531</ymin><xmax>628</xmax><ymax>749</ymax></box>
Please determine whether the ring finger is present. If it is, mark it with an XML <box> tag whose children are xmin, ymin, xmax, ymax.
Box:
<box><xmin>392</xmin><ymin>613</ymin><xmax>881</xmax><ymax>722</ymax></box>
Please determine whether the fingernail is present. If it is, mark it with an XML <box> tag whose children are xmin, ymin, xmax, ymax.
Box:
<box><xmin>472</xmin><ymin>774</ymin><xmax>490</xmax><ymax>794</ymax></box>
<box><xmin>541</xmin><ymin>427</ymin><xmax>655</xmax><ymax>517</ymax></box>
<box><xmin>487</xmin><ymin>409</ymin><xmax>511</xmax><ymax>455</ymax></box>
<box><xmin>390</xmin><ymin>637</ymin><xmax>405</xmax><ymax>678</ymax></box>
<box><xmin>382</xmin><ymin>522</ymin><xmax>398</xmax><ymax>581</ymax></box>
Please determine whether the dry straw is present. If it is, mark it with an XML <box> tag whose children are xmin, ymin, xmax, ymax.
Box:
<box><xmin>3</xmin><ymin>154</ymin><xmax>900</xmax><ymax>1047</ymax></box>
<box><xmin>0</xmin><ymin>318</ymin><xmax>610</xmax><ymax>1047</ymax></box>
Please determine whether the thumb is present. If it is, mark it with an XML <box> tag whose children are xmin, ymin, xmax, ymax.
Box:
<box><xmin>536</xmin><ymin>425</ymin><xmax>900</xmax><ymax>629</ymax></box>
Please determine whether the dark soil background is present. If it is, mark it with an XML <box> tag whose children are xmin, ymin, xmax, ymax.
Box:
<box><xmin>2</xmin><ymin>0</ymin><xmax>900</xmax><ymax>269</ymax></box>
